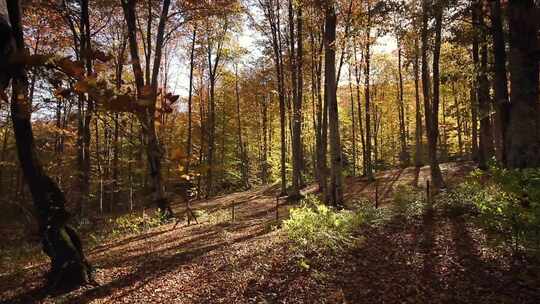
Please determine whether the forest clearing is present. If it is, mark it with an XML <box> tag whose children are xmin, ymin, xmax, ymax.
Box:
<box><xmin>1</xmin><ymin>0</ymin><xmax>540</xmax><ymax>303</ymax></box>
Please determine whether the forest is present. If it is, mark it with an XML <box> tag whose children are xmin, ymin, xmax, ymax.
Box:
<box><xmin>0</xmin><ymin>0</ymin><xmax>539</xmax><ymax>302</ymax></box>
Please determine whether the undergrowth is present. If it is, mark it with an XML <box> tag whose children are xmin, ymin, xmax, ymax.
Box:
<box><xmin>283</xmin><ymin>195</ymin><xmax>379</xmax><ymax>255</ymax></box>
<box><xmin>391</xmin><ymin>185</ymin><xmax>425</xmax><ymax>221</ymax></box>
<box><xmin>437</xmin><ymin>166</ymin><xmax>540</xmax><ymax>258</ymax></box>
<box><xmin>109</xmin><ymin>210</ymin><xmax>166</xmax><ymax>237</ymax></box>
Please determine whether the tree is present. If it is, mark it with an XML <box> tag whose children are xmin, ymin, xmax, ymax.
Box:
<box><xmin>421</xmin><ymin>0</ymin><xmax>444</xmax><ymax>188</ymax></box>
<box><xmin>505</xmin><ymin>0</ymin><xmax>540</xmax><ymax>168</ymax></box>
<box><xmin>259</xmin><ymin>0</ymin><xmax>288</xmax><ymax>196</ymax></box>
<box><xmin>1</xmin><ymin>0</ymin><xmax>93</xmax><ymax>289</ymax></box>
<box><xmin>473</xmin><ymin>1</ymin><xmax>494</xmax><ymax>170</ymax></box>
<box><xmin>323</xmin><ymin>0</ymin><xmax>343</xmax><ymax>205</ymax></box>
<box><xmin>121</xmin><ymin>0</ymin><xmax>173</xmax><ymax>216</ymax></box>
<box><xmin>489</xmin><ymin>0</ymin><xmax>509</xmax><ymax>165</ymax></box>
<box><xmin>205</xmin><ymin>16</ymin><xmax>229</xmax><ymax>197</ymax></box>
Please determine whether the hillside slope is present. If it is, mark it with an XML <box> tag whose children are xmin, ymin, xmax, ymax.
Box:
<box><xmin>2</xmin><ymin>162</ymin><xmax>539</xmax><ymax>303</ymax></box>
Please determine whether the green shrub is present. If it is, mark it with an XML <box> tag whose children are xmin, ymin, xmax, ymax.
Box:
<box><xmin>435</xmin><ymin>181</ymin><xmax>481</xmax><ymax>217</ymax></box>
<box><xmin>111</xmin><ymin>211</ymin><xmax>163</xmax><ymax>236</ymax></box>
<box><xmin>391</xmin><ymin>185</ymin><xmax>425</xmax><ymax>220</ymax></box>
<box><xmin>444</xmin><ymin>167</ymin><xmax>540</xmax><ymax>257</ymax></box>
<box><xmin>283</xmin><ymin>195</ymin><xmax>364</xmax><ymax>254</ymax></box>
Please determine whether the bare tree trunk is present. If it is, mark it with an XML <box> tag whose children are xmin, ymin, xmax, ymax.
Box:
<box><xmin>505</xmin><ymin>0</ymin><xmax>540</xmax><ymax>168</ymax></box>
<box><xmin>2</xmin><ymin>0</ymin><xmax>93</xmax><ymax>289</ymax></box>
<box><xmin>474</xmin><ymin>3</ymin><xmax>494</xmax><ymax>169</ymax></box>
<box><xmin>288</xmin><ymin>0</ymin><xmax>301</xmax><ymax>198</ymax></box>
<box><xmin>422</xmin><ymin>0</ymin><xmax>444</xmax><ymax>188</ymax></box>
<box><xmin>348</xmin><ymin>64</ymin><xmax>357</xmax><ymax>176</ymax></box>
<box><xmin>452</xmin><ymin>82</ymin><xmax>463</xmax><ymax>156</ymax></box>
<box><xmin>186</xmin><ymin>27</ymin><xmax>196</xmax><ymax>174</ymax></box>
<box><xmin>364</xmin><ymin>0</ymin><xmax>374</xmax><ymax>181</ymax></box>
<box><xmin>263</xmin><ymin>0</ymin><xmax>287</xmax><ymax>195</ymax></box>
<box><xmin>75</xmin><ymin>0</ymin><xmax>93</xmax><ymax>220</ymax></box>
<box><xmin>413</xmin><ymin>36</ymin><xmax>423</xmax><ymax>167</ymax></box>
<box><xmin>122</xmin><ymin>0</ymin><xmax>172</xmax><ymax>216</ymax></box>
<box><xmin>353</xmin><ymin>39</ymin><xmax>366</xmax><ymax>175</ymax></box>
<box><xmin>397</xmin><ymin>40</ymin><xmax>409</xmax><ymax>166</ymax></box>
<box><xmin>489</xmin><ymin>0</ymin><xmax>510</xmax><ymax>166</ymax></box>
<box><xmin>234</xmin><ymin>64</ymin><xmax>249</xmax><ymax>189</ymax></box>
<box><xmin>324</xmin><ymin>1</ymin><xmax>343</xmax><ymax>206</ymax></box>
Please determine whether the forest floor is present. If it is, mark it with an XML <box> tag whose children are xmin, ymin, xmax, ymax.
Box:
<box><xmin>1</xmin><ymin>161</ymin><xmax>540</xmax><ymax>303</ymax></box>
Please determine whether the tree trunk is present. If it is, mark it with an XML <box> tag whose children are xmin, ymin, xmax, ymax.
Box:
<box><xmin>413</xmin><ymin>36</ymin><xmax>423</xmax><ymax>167</ymax></box>
<box><xmin>397</xmin><ymin>40</ymin><xmax>409</xmax><ymax>166</ymax></box>
<box><xmin>452</xmin><ymin>82</ymin><xmax>463</xmax><ymax>156</ymax></box>
<box><xmin>122</xmin><ymin>0</ymin><xmax>172</xmax><ymax>216</ymax></box>
<box><xmin>505</xmin><ymin>0</ymin><xmax>540</xmax><ymax>168</ymax></box>
<box><xmin>324</xmin><ymin>1</ymin><xmax>343</xmax><ymax>206</ymax></box>
<box><xmin>75</xmin><ymin>0</ymin><xmax>93</xmax><ymax>220</ymax></box>
<box><xmin>364</xmin><ymin>0</ymin><xmax>373</xmax><ymax>181</ymax></box>
<box><xmin>186</xmin><ymin>27</ymin><xmax>196</xmax><ymax>174</ymax></box>
<box><xmin>422</xmin><ymin>0</ymin><xmax>444</xmax><ymax>188</ymax></box>
<box><xmin>474</xmin><ymin>3</ymin><xmax>494</xmax><ymax>169</ymax></box>
<box><xmin>349</xmin><ymin>64</ymin><xmax>357</xmax><ymax>176</ymax></box>
<box><xmin>234</xmin><ymin>64</ymin><xmax>249</xmax><ymax>189</ymax></box>
<box><xmin>2</xmin><ymin>0</ymin><xmax>93</xmax><ymax>289</ymax></box>
<box><xmin>264</xmin><ymin>0</ymin><xmax>287</xmax><ymax>195</ymax></box>
<box><xmin>353</xmin><ymin>40</ymin><xmax>366</xmax><ymax>175</ymax></box>
<box><xmin>490</xmin><ymin>0</ymin><xmax>510</xmax><ymax>165</ymax></box>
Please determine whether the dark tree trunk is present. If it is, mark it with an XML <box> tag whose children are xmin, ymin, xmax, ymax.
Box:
<box><xmin>490</xmin><ymin>0</ymin><xmax>510</xmax><ymax>165</ymax></box>
<box><xmin>474</xmin><ymin>3</ymin><xmax>494</xmax><ymax>169</ymax></box>
<box><xmin>353</xmin><ymin>40</ymin><xmax>366</xmax><ymax>175</ymax></box>
<box><xmin>76</xmin><ymin>0</ymin><xmax>93</xmax><ymax>220</ymax></box>
<box><xmin>364</xmin><ymin>0</ymin><xmax>373</xmax><ymax>181</ymax></box>
<box><xmin>324</xmin><ymin>1</ymin><xmax>343</xmax><ymax>206</ymax></box>
<box><xmin>505</xmin><ymin>0</ymin><xmax>540</xmax><ymax>168</ymax></box>
<box><xmin>234</xmin><ymin>64</ymin><xmax>249</xmax><ymax>189</ymax></box>
<box><xmin>186</xmin><ymin>27</ymin><xmax>196</xmax><ymax>174</ymax></box>
<box><xmin>2</xmin><ymin>0</ymin><xmax>93</xmax><ymax>289</ymax></box>
<box><xmin>413</xmin><ymin>36</ymin><xmax>423</xmax><ymax>167</ymax></box>
<box><xmin>349</xmin><ymin>65</ymin><xmax>357</xmax><ymax>176</ymax></box>
<box><xmin>122</xmin><ymin>0</ymin><xmax>173</xmax><ymax>216</ymax></box>
<box><xmin>397</xmin><ymin>41</ymin><xmax>409</xmax><ymax>166</ymax></box>
<box><xmin>263</xmin><ymin>0</ymin><xmax>287</xmax><ymax>195</ymax></box>
<box><xmin>422</xmin><ymin>0</ymin><xmax>444</xmax><ymax>189</ymax></box>
<box><xmin>288</xmin><ymin>0</ymin><xmax>302</xmax><ymax>198</ymax></box>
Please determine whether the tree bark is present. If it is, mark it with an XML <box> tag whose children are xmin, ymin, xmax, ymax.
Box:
<box><xmin>474</xmin><ymin>3</ymin><xmax>494</xmax><ymax>169</ymax></box>
<box><xmin>2</xmin><ymin>0</ymin><xmax>93</xmax><ymax>289</ymax></box>
<box><xmin>364</xmin><ymin>0</ymin><xmax>373</xmax><ymax>181</ymax></box>
<box><xmin>324</xmin><ymin>1</ymin><xmax>343</xmax><ymax>206</ymax></box>
<box><xmin>505</xmin><ymin>0</ymin><xmax>540</xmax><ymax>168</ymax></box>
<box><xmin>121</xmin><ymin>0</ymin><xmax>173</xmax><ymax>216</ymax></box>
<box><xmin>489</xmin><ymin>0</ymin><xmax>509</xmax><ymax>165</ymax></box>
<box><xmin>397</xmin><ymin>40</ymin><xmax>409</xmax><ymax>166</ymax></box>
<box><xmin>413</xmin><ymin>36</ymin><xmax>423</xmax><ymax>167</ymax></box>
<box><xmin>186</xmin><ymin>26</ymin><xmax>197</xmax><ymax>174</ymax></box>
<box><xmin>421</xmin><ymin>0</ymin><xmax>444</xmax><ymax>188</ymax></box>
<box><xmin>263</xmin><ymin>0</ymin><xmax>287</xmax><ymax>195</ymax></box>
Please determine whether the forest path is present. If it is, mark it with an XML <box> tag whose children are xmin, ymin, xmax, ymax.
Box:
<box><xmin>6</xmin><ymin>161</ymin><xmax>535</xmax><ymax>304</ymax></box>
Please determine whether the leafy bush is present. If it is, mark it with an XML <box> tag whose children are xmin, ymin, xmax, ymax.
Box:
<box><xmin>435</xmin><ymin>181</ymin><xmax>481</xmax><ymax>217</ymax></box>
<box><xmin>111</xmin><ymin>211</ymin><xmax>163</xmax><ymax>236</ymax></box>
<box><xmin>391</xmin><ymin>185</ymin><xmax>425</xmax><ymax>220</ymax></box>
<box><xmin>283</xmin><ymin>195</ymin><xmax>364</xmax><ymax>254</ymax></box>
<box><xmin>443</xmin><ymin>167</ymin><xmax>540</xmax><ymax>257</ymax></box>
